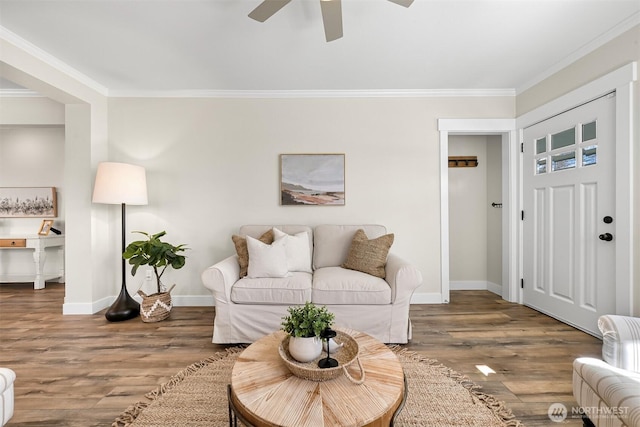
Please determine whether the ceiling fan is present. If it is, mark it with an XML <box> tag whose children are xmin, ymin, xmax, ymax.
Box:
<box><xmin>248</xmin><ymin>0</ymin><xmax>414</xmax><ymax>42</ymax></box>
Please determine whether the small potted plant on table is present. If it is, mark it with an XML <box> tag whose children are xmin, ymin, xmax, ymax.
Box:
<box><xmin>123</xmin><ymin>231</ymin><xmax>188</xmax><ymax>322</ymax></box>
<box><xmin>281</xmin><ymin>302</ymin><xmax>335</xmax><ymax>362</ymax></box>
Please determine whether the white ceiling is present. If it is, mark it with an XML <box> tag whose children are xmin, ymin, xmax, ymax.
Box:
<box><xmin>0</xmin><ymin>0</ymin><xmax>638</xmax><ymax>95</ymax></box>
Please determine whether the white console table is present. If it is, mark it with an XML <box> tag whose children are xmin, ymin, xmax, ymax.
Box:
<box><xmin>0</xmin><ymin>234</ymin><xmax>65</xmax><ymax>290</ymax></box>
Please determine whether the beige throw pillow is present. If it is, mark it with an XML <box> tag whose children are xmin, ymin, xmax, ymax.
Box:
<box><xmin>232</xmin><ymin>229</ymin><xmax>274</xmax><ymax>277</ymax></box>
<box><xmin>342</xmin><ymin>229</ymin><xmax>394</xmax><ymax>278</ymax></box>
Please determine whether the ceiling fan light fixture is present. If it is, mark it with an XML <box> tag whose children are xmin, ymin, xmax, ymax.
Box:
<box><xmin>320</xmin><ymin>0</ymin><xmax>343</xmax><ymax>42</ymax></box>
<box><xmin>248</xmin><ymin>0</ymin><xmax>413</xmax><ymax>41</ymax></box>
<box><xmin>387</xmin><ymin>0</ymin><xmax>414</xmax><ymax>7</ymax></box>
<box><xmin>248</xmin><ymin>0</ymin><xmax>292</xmax><ymax>22</ymax></box>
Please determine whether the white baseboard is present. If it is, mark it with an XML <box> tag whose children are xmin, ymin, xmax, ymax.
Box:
<box><xmin>63</xmin><ymin>294</ymin><xmax>214</xmax><ymax>314</ymax></box>
<box><xmin>65</xmin><ymin>292</ymin><xmax>445</xmax><ymax>315</ymax></box>
<box><xmin>450</xmin><ymin>280</ymin><xmax>487</xmax><ymax>290</ymax></box>
<box><xmin>487</xmin><ymin>281</ymin><xmax>502</xmax><ymax>296</ymax></box>
<box><xmin>450</xmin><ymin>280</ymin><xmax>503</xmax><ymax>297</ymax></box>
<box><xmin>63</xmin><ymin>296</ymin><xmax>112</xmax><ymax>315</ymax></box>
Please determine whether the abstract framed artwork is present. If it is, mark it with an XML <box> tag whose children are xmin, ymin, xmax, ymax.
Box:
<box><xmin>280</xmin><ymin>154</ymin><xmax>345</xmax><ymax>206</ymax></box>
<box><xmin>0</xmin><ymin>187</ymin><xmax>58</xmax><ymax>218</ymax></box>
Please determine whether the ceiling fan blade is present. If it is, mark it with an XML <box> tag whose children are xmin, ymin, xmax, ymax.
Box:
<box><xmin>248</xmin><ymin>0</ymin><xmax>292</xmax><ymax>22</ymax></box>
<box><xmin>387</xmin><ymin>0</ymin><xmax>414</xmax><ymax>7</ymax></box>
<box><xmin>320</xmin><ymin>0</ymin><xmax>343</xmax><ymax>42</ymax></box>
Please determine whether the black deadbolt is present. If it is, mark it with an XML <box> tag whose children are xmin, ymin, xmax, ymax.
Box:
<box><xmin>603</xmin><ymin>216</ymin><xmax>613</xmax><ymax>224</ymax></box>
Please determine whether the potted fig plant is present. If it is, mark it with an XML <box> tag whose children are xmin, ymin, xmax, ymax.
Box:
<box><xmin>281</xmin><ymin>302</ymin><xmax>335</xmax><ymax>362</ymax></box>
<box><xmin>123</xmin><ymin>231</ymin><xmax>188</xmax><ymax>322</ymax></box>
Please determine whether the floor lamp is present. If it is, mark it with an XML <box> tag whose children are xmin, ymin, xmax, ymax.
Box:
<box><xmin>92</xmin><ymin>162</ymin><xmax>148</xmax><ymax>322</ymax></box>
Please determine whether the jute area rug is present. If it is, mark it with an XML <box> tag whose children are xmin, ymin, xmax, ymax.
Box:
<box><xmin>113</xmin><ymin>347</ymin><xmax>523</xmax><ymax>427</ymax></box>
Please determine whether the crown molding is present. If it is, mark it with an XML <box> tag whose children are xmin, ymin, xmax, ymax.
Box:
<box><xmin>0</xmin><ymin>25</ymin><xmax>109</xmax><ymax>97</ymax></box>
<box><xmin>517</xmin><ymin>12</ymin><xmax>640</xmax><ymax>94</ymax></box>
<box><xmin>108</xmin><ymin>88</ymin><xmax>516</xmax><ymax>98</ymax></box>
<box><xmin>2</xmin><ymin>87</ymin><xmax>516</xmax><ymax>99</ymax></box>
<box><xmin>0</xmin><ymin>88</ymin><xmax>44</xmax><ymax>97</ymax></box>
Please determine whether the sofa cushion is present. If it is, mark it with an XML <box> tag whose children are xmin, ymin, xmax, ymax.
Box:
<box><xmin>342</xmin><ymin>229</ymin><xmax>394</xmax><ymax>278</ymax></box>
<box><xmin>273</xmin><ymin>228</ymin><xmax>312</xmax><ymax>273</ymax></box>
<box><xmin>232</xmin><ymin>229</ymin><xmax>274</xmax><ymax>277</ymax></box>
<box><xmin>313</xmin><ymin>224</ymin><xmax>387</xmax><ymax>269</ymax></box>
<box><xmin>246</xmin><ymin>236</ymin><xmax>289</xmax><ymax>278</ymax></box>
<box><xmin>312</xmin><ymin>267</ymin><xmax>391</xmax><ymax>305</ymax></box>
<box><xmin>231</xmin><ymin>272</ymin><xmax>312</xmax><ymax>305</ymax></box>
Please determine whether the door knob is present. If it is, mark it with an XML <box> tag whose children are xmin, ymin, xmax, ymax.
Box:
<box><xmin>599</xmin><ymin>233</ymin><xmax>613</xmax><ymax>241</ymax></box>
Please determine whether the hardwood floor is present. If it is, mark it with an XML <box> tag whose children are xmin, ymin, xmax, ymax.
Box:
<box><xmin>0</xmin><ymin>284</ymin><xmax>602</xmax><ymax>426</ymax></box>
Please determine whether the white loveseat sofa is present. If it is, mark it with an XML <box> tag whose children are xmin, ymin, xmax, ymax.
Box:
<box><xmin>201</xmin><ymin>224</ymin><xmax>422</xmax><ymax>344</ymax></box>
<box><xmin>573</xmin><ymin>315</ymin><xmax>640</xmax><ymax>427</ymax></box>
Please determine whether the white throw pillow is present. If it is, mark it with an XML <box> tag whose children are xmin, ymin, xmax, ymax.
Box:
<box><xmin>273</xmin><ymin>228</ymin><xmax>312</xmax><ymax>273</ymax></box>
<box><xmin>246</xmin><ymin>235</ymin><xmax>290</xmax><ymax>278</ymax></box>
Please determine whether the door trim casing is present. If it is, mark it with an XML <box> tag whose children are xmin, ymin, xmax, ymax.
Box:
<box><xmin>517</xmin><ymin>62</ymin><xmax>637</xmax><ymax>316</ymax></box>
<box><xmin>438</xmin><ymin>119</ymin><xmax>518</xmax><ymax>304</ymax></box>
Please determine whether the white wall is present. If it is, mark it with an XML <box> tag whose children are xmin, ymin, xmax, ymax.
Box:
<box><xmin>448</xmin><ymin>135</ymin><xmax>502</xmax><ymax>293</ymax></box>
<box><xmin>0</xmin><ymin>126</ymin><xmax>65</xmax><ymax>233</ymax></box>
<box><xmin>0</xmin><ymin>97</ymin><xmax>65</xmax><ymax>125</ymax></box>
<box><xmin>448</xmin><ymin>136</ymin><xmax>487</xmax><ymax>283</ymax></box>
<box><xmin>108</xmin><ymin>96</ymin><xmax>514</xmax><ymax>303</ymax></box>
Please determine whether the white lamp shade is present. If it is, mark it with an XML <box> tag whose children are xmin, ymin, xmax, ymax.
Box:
<box><xmin>92</xmin><ymin>162</ymin><xmax>148</xmax><ymax>205</ymax></box>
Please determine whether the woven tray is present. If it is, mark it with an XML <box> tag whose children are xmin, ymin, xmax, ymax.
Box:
<box><xmin>279</xmin><ymin>330</ymin><xmax>365</xmax><ymax>383</ymax></box>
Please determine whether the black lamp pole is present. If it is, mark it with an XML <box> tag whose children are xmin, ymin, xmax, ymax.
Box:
<box><xmin>104</xmin><ymin>202</ymin><xmax>140</xmax><ymax>322</ymax></box>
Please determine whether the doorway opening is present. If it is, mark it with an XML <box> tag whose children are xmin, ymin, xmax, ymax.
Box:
<box><xmin>448</xmin><ymin>135</ymin><xmax>503</xmax><ymax>296</ymax></box>
<box><xmin>0</xmin><ymin>125</ymin><xmax>66</xmax><ymax>290</ymax></box>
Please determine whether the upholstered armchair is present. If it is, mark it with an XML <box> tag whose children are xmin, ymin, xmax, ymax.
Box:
<box><xmin>573</xmin><ymin>315</ymin><xmax>640</xmax><ymax>427</ymax></box>
<box><xmin>0</xmin><ymin>368</ymin><xmax>15</xmax><ymax>426</ymax></box>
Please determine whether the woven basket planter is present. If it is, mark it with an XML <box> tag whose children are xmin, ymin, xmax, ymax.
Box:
<box><xmin>138</xmin><ymin>284</ymin><xmax>175</xmax><ymax>322</ymax></box>
<box><xmin>279</xmin><ymin>330</ymin><xmax>364</xmax><ymax>383</ymax></box>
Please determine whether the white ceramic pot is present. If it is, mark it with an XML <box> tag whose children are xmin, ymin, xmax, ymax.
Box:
<box><xmin>288</xmin><ymin>336</ymin><xmax>322</xmax><ymax>362</ymax></box>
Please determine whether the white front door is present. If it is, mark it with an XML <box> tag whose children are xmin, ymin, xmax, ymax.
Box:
<box><xmin>522</xmin><ymin>93</ymin><xmax>616</xmax><ymax>336</ymax></box>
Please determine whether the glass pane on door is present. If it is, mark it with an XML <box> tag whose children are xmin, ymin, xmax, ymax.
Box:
<box><xmin>551</xmin><ymin>128</ymin><xmax>576</xmax><ymax>150</ymax></box>
<box><xmin>582</xmin><ymin>146</ymin><xmax>597</xmax><ymax>166</ymax></box>
<box><xmin>536</xmin><ymin>159</ymin><xmax>547</xmax><ymax>174</ymax></box>
<box><xmin>552</xmin><ymin>151</ymin><xmax>576</xmax><ymax>171</ymax></box>
<box><xmin>582</xmin><ymin>121</ymin><xmax>596</xmax><ymax>142</ymax></box>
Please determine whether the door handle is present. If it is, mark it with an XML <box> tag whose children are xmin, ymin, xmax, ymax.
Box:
<box><xmin>599</xmin><ymin>233</ymin><xmax>613</xmax><ymax>241</ymax></box>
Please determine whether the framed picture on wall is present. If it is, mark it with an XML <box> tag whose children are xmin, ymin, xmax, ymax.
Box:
<box><xmin>0</xmin><ymin>187</ymin><xmax>58</xmax><ymax>218</ymax></box>
<box><xmin>280</xmin><ymin>154</ymin><xmax>345</xmax><ymax>206</ymax></box>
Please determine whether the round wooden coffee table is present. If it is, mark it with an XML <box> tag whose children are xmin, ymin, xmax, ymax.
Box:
<box><xmin>229</xmin><ymin>328</ymin><xmax>405</xmax><ymax>427</ymax></box>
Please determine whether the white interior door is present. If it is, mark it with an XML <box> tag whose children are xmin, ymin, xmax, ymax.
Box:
<box><xmin>522</xmin><ymin>93</ymin><xmax>615</xmax><ymax>336</ymax></box>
